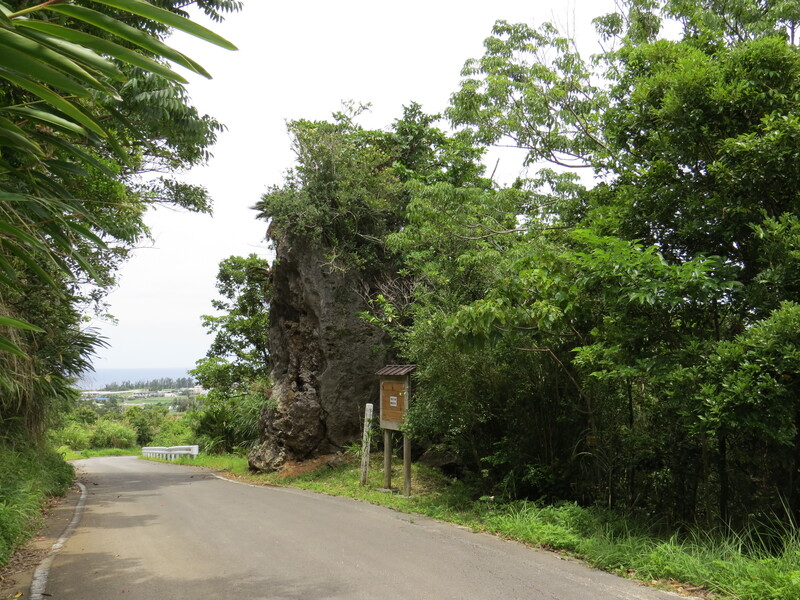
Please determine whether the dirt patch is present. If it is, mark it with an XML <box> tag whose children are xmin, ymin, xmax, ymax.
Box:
<box><xmin>277</xmin><ymin>453</ymin><xmax>346</xmax><ymax>479</ymax></box>
<box><xmin>0</xmin><ymin>546</ymin><xmax>47</xmax><ymax>597</ymax></box>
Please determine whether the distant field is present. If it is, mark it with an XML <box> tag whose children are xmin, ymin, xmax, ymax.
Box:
<box><xmin>120</xmin><ymin>396</ymin><xmax>175</xmax><ymax>405</ymax></box>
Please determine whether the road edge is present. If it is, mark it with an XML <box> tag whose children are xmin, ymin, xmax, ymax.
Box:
<box><xmin>28</xmin><ymin>482</ymin><xmax>87</xmax><ymax>600</ymax></box>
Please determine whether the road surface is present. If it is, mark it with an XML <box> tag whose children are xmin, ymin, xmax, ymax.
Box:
<box><xmin>40</xmin><ymin>456</ymin><xmax>683</xmax><ymax>599</ymax></box>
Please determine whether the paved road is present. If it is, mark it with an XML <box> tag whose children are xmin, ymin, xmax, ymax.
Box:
<box><xmin>42</xmin><ymin>456</ymin><xmax>682</xmax><ymax>599</ymax></box>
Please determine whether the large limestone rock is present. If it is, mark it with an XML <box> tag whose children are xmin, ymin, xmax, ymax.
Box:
<box><xmin>248</xmin><ymin>233</ymin><xmax>388</xmax><ymax>471</ymax></box>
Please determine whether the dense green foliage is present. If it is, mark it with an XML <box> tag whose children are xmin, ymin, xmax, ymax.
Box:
<box><xmin>409</xmin><ymin>0</ymin><xmax>800</xmax><ymax>526</ymax></box>
<box><xmin>256</xmin><ymin>0</ymin><xmax>800</xmax><ymax>532</ymax></box>
<box><xmin>50</xmin><ymin>397</ymin><xmax>247</xmax><ymax>455</ymax></box>
<box><xmin>51</xmin><ymin>403</ymin><xmax>190</xmax><ymax>450</ymax></box>
<box><xmin>255</xmin><ymin>103</ymin><xmax>489</xmax><ymax>275</ymax></box>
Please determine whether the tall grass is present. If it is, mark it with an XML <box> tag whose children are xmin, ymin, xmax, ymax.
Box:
<box><xmin>480</xmin><ymin>501</ymin><xmax>800</xmax><ymax>600</ymax></box>
<box><xmin>0</xmin><ymin>443</ymin><xmax>73</xmax><ymax>566</ymax></box>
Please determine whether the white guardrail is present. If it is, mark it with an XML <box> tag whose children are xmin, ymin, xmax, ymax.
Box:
<box><xmin>141</xmin><ymin>445</ymin><xmax>199</xmax><ymax>460</ymax></box>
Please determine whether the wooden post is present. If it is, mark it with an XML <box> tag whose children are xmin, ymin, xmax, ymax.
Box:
<box><xmin>383</xmin><ymin>429</ymin><xmax>392</xmax><ymax>490</ymax></box>
<box><xmin>403</xmin><ymin>432</ymin><xmax>411</xmax><ymax>496</ymax></box>
<box><xmin>359</xmin><ymin>403</ymin><xmax>373</xmax><ymax>486</ymax></box>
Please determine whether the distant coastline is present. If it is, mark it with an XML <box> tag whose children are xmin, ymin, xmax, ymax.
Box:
<box><xmin>77</xmin><ymin>367</ymin><xmax>194</xmax><ymax>390</ymax></box>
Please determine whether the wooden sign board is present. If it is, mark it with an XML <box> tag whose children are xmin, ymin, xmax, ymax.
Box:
<box><xmin>380</xmin><ymin>376</ymin><xmax>408</xmax><ymax>430</ymax></box>
<box><xmin>376</xmin><ymin>365</ymin><xmax>416</xmax><ymax>494</ymax></box>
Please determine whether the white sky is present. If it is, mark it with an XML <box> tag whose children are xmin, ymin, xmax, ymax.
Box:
<box><xmin>89</xmin><ymin>0</ymin><xmax>616</xmax><ymax>370</ymax></box>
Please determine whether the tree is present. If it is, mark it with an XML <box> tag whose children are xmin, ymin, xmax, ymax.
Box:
<box><xmin>394</xmin><ymin>0</ymin><xmax>800</xmax><ymax>523</ymax></box>
<box><xmin>190</xmin><ymin>254</ymin><xmax>271</xmax><ymax>454</ymax></box>
<box><xmin>256</xmin><ymin>103</ymin><xmax>490</xmax><ymax>276</ymax></box>
<box><xmin>0</xmin><ymin>0</ymin><xmax>238</xmax><ymax>441</ymax></box>
<box><xmin>193</xmin><ymin>254</ymin><xmax>271</xmax><ymax>398</ymax></box>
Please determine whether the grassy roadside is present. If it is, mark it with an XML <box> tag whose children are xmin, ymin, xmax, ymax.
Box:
<box><xmin>0</xmin><ymin>444</ymin><xmax>73</xmax><ymax>567</ymax></box>
<box><xmin>59</xmin><ymin>446</ymin><xmax>140</xmax><ymax>461</ymax></box>
<box><xmin>153</xmin><ymin>452</ymin><xmax>800</xmax><ymax>600</ymax></box>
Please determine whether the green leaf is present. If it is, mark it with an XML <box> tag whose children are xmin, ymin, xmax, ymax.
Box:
<box><xmin>0</xmin><ymin>336</ymin><xmax>28</xmax><ymax>358</ymax></box>
<box><xmin>66</xmin><ymin>219</ymin><xmax>107</xmax><ymax>249</ymax></box>
<box><xmin>38</xmin><ymin>135</ymin><xmax>116</xmax><ymax>177</ymax></box>
<box><xmin>48</xmin><ymin>4</ymin><xmax>212</xmax><ymax>78</ymax></box>
<box><xmin>0</xmin><ymin>26</ymin><xmax>113</xmax><ymax>94</ymax></box>
<box><xmin>0</xmin><ymin>191</ymin><xmax>35</xmax><ymax>204</ymax></box>
<box><xmin>0</xmin><ymin>254</ymin><xmax>20</xmax><ymax>287</ymax></box>
<box><xmin>4</xmin><ymin>240</ymin><xmax>58</xmax><ymax>287</ymax></box>
<box><xmin>4</xmin><ymin>106</ymin><xmax>88</xmax><ymax>137</ymax></box>
<box><xmin>15</xmin><ymin>21</ymin><xmax>188</xmax><ymax>84</ymax></box>
<box><xmin>0</xmin><ymin>315</ymin><xmax>44</xmax><ymax>333</ymax></box>
<box><xmin>90</xmin><ymin>0</ymin><xmax>238</xmax><ymax>51</ymax></box>
<box><xmin>0</xmin><ymin>115</ymin><xmax>43</xmax><ymax>155</ymax></box>
<box><xmin>13</xmin><ymin>24</ymin><xmax>125</xmax><ymax>83</ymax></box>
<box><xmin>0</xmin><ymin>69</ymin><xmax>107</xmax><ymax>136</ymax></box>
<box><xmin>43</xmin><ymin>159</ymin><xmax>89</xmax><ymax>177</ymax></box>
<box><xmin>0</xmin><ymin>219</ymin><xmax>47</xmax><ymax>249</ymax></box>
<box><xmin>0</xmin><ymin>41</ymin><xmax>91</xmax><ymax>98</ymax></box>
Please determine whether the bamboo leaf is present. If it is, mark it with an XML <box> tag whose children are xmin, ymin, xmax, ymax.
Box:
<box><xmin>0</xmin><ymin>191</ymin><xmax>36</xmax><ymax>203</ymax></box>
<box><xmin>0</xmin><ymin>219</ymin><xmax>47</xmax><ymax>249</ymax></box>
<box><xmin>0</xmin><ymin>27</ymin><xmax>109</xmax><ymax>93</ymax></box>
<box><xmin>0</xmin><ymin>254</ymin><xmax>20</xmax><ymax>287</ymax></box>
<box><xmin>27</xmin><ymin>169</ymin><xmax>72</xmax><ymax>199</ymax></box>
<box><xmin>0</xmin><ymin>316</ymin><xmax>43</xmax><ymax>333</ymax></box>
<box><xmin>60</xmin><ymin>217</ymin><xmax>107</xmax><ymax>249</ymax></box>
<box><xmin>0</xmin><ymin>116</ymin><xmax>43</xmax><ymax>155</ymax></box>
<box><xmin>43</xmin><ymin>159</ymin><xmax>89</xmax><ymax>177</ymax></box>
<box><xmin>15</xmin><ymin>21</ymin><xmax>187</xmax><ymax>83</ymax></box>
<box><xmin>4</xmin><ymin>106</ymin><xmax>88</xmax><ymax>137</ymax></box>
<box><xmin>0</xmin><ymin>40</ymin><xmax>91</xmax><ymax>98</ymax></box>
<box><xmin>90</xmin><ymin>0</ymin><xmax>238</xmax><ymax>51</ymax></box>
<box><xmin>48</xmin><ymin>4</ymin><xmax>212</xmax><ymax>78</ymax></box>
<box><xmin>4</xmin><ymin>240</ymin><xmax>58</xmax><ymax>287</ymax></box>
<box><xmin>0</xmin><ymin>69</ymin><xmax>107</xmax><ymax>136</ymax></box>
<box><xmin>0</xmin><ymin>336</ymin><xmax>28</xmax><ymax>358</ymax></box>
<box><xmin>14</xmin><ymin>24</ymin><xmax>125</xmax><ymax>83</ymax></box>
<box><xmin>37</xmin><ymin>134</ymin><xmax>116</xmax><ymax>177</ymax></box>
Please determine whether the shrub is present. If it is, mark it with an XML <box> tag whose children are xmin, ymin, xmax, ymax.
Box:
<box><xmin>50</xmin><ymin>422</ymin><xmax>91</xmax><ymax>451</ymax></box>
<box><xmin>150</xmin><ymin>417</ymin><xmax>194</xmax><ymax>446</ymax></box>
<box><xmin>89</xmin><ymin>420</ymin><xmax>137</xmax><ymax>449</ymax></box>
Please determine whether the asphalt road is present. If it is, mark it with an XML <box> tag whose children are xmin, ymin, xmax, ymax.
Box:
<box><xmin>40</xmin><ymin>456</ymin><xmax>684</xmax><ymax>599</ymax></box>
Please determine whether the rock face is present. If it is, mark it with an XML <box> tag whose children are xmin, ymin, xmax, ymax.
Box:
<box><xmin>248</xmin><ymin>232</ymin><xmax>388</xmax><ymax>472</ymax></box>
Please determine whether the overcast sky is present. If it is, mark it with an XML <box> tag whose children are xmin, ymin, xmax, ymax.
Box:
<box><xmin>88</xmin><ymin>0</ymin><xmax>616</xmax><ymax>370</ymax></box>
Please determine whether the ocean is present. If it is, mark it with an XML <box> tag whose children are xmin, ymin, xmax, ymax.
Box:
<box><xmin>76</xmin><ymin>367</ymin><xmax>194</xmax><ymax>390</ymax></box>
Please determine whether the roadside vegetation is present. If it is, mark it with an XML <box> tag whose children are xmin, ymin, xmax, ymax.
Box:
<box><xmin>49</xmin><ymin>395</ymin><xmax>260</xmax><ymax>456</ymax></box>
<box><xmin>0</xmin><ymin>445</ymin><xmax>72</xmax><ymax>567</ymax></box>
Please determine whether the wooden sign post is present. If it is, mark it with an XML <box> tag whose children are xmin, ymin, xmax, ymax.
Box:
<box><xmin>376</xmin><ymin>365</ymin><xmax>415</xmax><ymax>495</ymax></box>
<box><xmin>359</xmin><ymin>403</ymin><xmax>373</xmax><ymax>486</ymax></box>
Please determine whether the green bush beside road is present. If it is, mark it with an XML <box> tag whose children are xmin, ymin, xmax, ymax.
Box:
<box><xmin>0</xmin><ymin>444</ymin><xmax>72</xmax><ymax>567</ymax></box>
